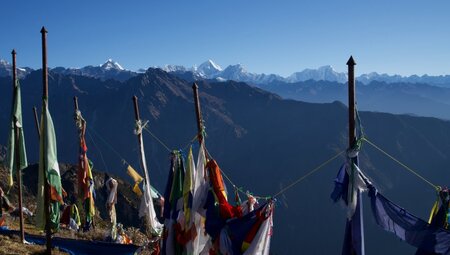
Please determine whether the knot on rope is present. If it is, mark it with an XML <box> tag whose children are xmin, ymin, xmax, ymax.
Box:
<box><xmin>347</xmin><ymin>136</ymin><xmax>364</xmax><ymax>159</ymax></box>
<box><xmin>134</xmin><ymin>119</ymin><xmax>149</xmax><ymax>135</ymax></box>
<box><xmin>346</xmin><ymin>148</ymin><xmax>359</xmax><ymax>159</ymax></box>
<box><xmin>200</xmin><ymin>124</ymin><xmax>207</xmax><ymax>140</ymax></box>
<box><xmin>74</xmin><ymin>109</ymin><xmax>85</xmax><ymax>131</ymax></box>
<box><xmin>436</xmin><ymin>186</ymin><xmax>442</xmax><ymax>193</ymax></box>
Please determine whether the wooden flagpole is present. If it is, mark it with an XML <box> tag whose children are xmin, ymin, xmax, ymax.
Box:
<box><xmin>132</xmin><ymin>96</ymin><xmax>148</xmax><ymax>174</ymax></box>
<box><xmin>11</xmin><ymin>49</ymin><xmax>25</xmax><ymax>243</ymax></box>
<box><xmin>192</xmin><ymin>83</ymin><xmax>204</xmax><ymax>145</ymax></box>
<box><xmin>347</xmin><ymin>56</ymin><xmax>357</xmax><ymax>147</ymax></box>
<box><xmin>347</xmin><ymin>55</ymin><xmax>365</xmax><ymax>254</ymax></box>
<box><xmin>41</xmin><ymin>26</ymin><xmax>52</xmax><ymax>255</ymax></box>
<box><xmin>132</xmin><ymin>95</ymin><xmax>157</xmax><ymax>235</ymax></box>
<box><xmin>73</xmin><ymin>96</ymin><xmax>79</xmax><ymax>111</ymax></box>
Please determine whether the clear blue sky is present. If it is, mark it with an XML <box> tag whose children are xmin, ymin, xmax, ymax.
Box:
<box><xmin>1</xmin><ymin>0</ymin><xmax>449</xmax><ymax>76</ymax></box>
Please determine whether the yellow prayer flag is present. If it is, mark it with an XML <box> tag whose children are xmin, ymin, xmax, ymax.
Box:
<box><xmin>127</xmin><ymin>165</ymin><xmax>143</xmax><ymax>184</ymax></box>
<box><xmin>127</xmin><ymin>165</ymin><xmax>144</xmax><ymax>197</ymax></box>
<box><xmin>132</xmin><ymin>183</ymin><xmax>143</xmax><ymax>197</ymax></box>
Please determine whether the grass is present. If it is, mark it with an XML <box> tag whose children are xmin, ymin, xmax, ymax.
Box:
<box><xmin>0</xmin><ymin>214</ymin><xmax>153</xmax><ymax>255</ymax></box>
<box><xmin>0</xmin><ymin>234</ymin><xmax>68</xmax><ymax>255</ymax></box>
<box><xmin>0</xmin><ymin>164</ymin><xmax>156</xmax><ymax>254</ymax></box>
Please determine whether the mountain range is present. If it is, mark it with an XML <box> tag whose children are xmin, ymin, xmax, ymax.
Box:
<box><xmin>3</xmin><ymin>58</ymin><xmax>450</xmax><ymax>87</ymax></box>
<box><xmin>5</xmin><ymin>58</ymin><xmax>450</xmax><ymax>120</ymax></box>
<box><xmin>0</xmin><ymin>59</ymin><xmax>137</xmax><ymax>82</ymax></box>
<box><xmin>1</xmin><ymin>68</ymin><xmax>450</xmax><ymax>254</ymax></box>
<box><xmin>162</xmin><ymin>60</ymin><xmax>450</xmax><ymax>87</ymax></box>
<box><xmin>260</xmin><ymin>79</ymin><xmax>450</xmax><ymax>120</ymax></box>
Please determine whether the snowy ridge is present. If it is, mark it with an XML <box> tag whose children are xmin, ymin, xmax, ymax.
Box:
<box><xmin>161</xmin><ymin>60</ymin><xmax>450</xmax><ymax>87</ymax></box>
<box><xmin>0</xmin><ymin>58</ymin><xmax>32</xmax><ymax>78</ymax></box>
<box><xmin>101</xmin><ymin>59</ymin><xmax>124</xmax><ymax>70</ymax></box>
<box><xmin>196</xmin><ymin>59</ymin><xmax>222</xmax><ymax>77</ymax></box>
<box><xmin>3</xmin><ymin>57</ymin><xmax>450</xmax><ymax>87</ymax></box>
<box><xmin>287</xmin><ymin>65</ymin><xmax>347</xmax><ymax>83</ymax></box>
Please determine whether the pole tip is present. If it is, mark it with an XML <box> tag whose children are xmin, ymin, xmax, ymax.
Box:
<box><xmin>40</xmin><ymin>26</ymin><xmax>47</xmax><ymax>33</ymax></box>
<box><xmin>132</xmin><ymin>95</ymin><xmax>138</xmax><ymax>101</ymax></box>
<box><xmin>11</xmin><ymin>49</ymin><xmax>16</xmax><ymax>55</ymax></box>
<box><xmin>192</xmin><ymin>82</ymin><xmax>198</xmax><ymax>89</ymax></box>
<box><xmin>346</xmin><ymin>56</ymin><xmax>356</xmax><ymax>66</ymax></box>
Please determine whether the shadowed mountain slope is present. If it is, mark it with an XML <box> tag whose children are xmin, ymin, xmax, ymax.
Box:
<box><xmin>2</xmin><ymin>69</ymin><xmax>450</xmax><ymax>254</ymax></box>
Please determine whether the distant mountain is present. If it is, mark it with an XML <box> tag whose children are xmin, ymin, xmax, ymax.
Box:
<box><xmin>162</xmin><ymin>60</ymin><xmax>450</xmax><ymax>87</ymax></box>
<box><xmin>196</xmin><ymin>59</ymin><xmax>222</xmax><ymax>77</ymax></box>
<box><xmin>51</xmin><ymin>59</ymin><xmax>138</xmax><ymax>82</ymax></box>
<box><xmin>260</xmin><ymin>79</ymin><xmax>450</xmax><ymax>120</ymax></box>
<box><xmin>217</xmin><ymin>64</ymin><xmax>283</xmax><ymax>84</ymax></box>
<box><xmin>286</xmin><ymin>65</ymin><xmax>347</xmax><ymax>83</ymax></box>
<box><xmin>2</xmin><ymin>69</ymin><xmax>450</xmax><ymax>254</ymax></box>
<box><xmin>0</xmin><ymin>59</ymin><xmax>137</xmax><ymax>82</ymax></box>
<box><xmin>358</xmin><ymin>72</ymin><xmax>450</xmax><ymax>87</ymax></box>
<box><xmin>163</xmin><ymin>60</ymin><xmax>284</xmax><ymax>84</ymax></box>
<box><xmin>0</xmin><ymin>59</ymin><xmax>33</xmax><ymax>78</ymax></box>
<box><xmin>3</xmin><ymin>57</ymin><xmax>450</xmax><ymax>87</ymax></box>
<box><xmin>3</xmin><ymin>58</ymin><xmax>450</xmax><ymax>120</ymax></box>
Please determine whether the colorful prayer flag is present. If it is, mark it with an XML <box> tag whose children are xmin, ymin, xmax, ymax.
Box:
<box><xmin>127</xmin><ymin>165</ymin><xmax>144</xmax><ymax>196</ymax></box>
<box><xmin>75</xmin><ymin>109</ymin><xmax>95</xmax><ymax>230</ymax></box>
<box><xmin>331</xmin><ymin>161</ymin><xmax>369</xmax><ymax>255</ymax></box>
<box><xmin>6</xmin><ymin>79</ymin><xmax>27</xmax><ymax>186</ymax></box>
<box><xmin>36</xmin><ymin>99</ymin><xmax>63</xmax><ymax>231</ymax></box>
<box><xmin>135</xmin><ymin>120</ymin><xmax>163</xmax><ymax>236</ymax></box>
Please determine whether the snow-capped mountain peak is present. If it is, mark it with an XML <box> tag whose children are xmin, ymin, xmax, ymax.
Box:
<box><xmin>161</xmin><ymin>64</ymin><xmax>189</xmax><ymax>73</ymax></box>
<box><xmin>221</xmin><ymin>64</ymin><xmax>247</xmax><ymax>77</ymax></box>
<box><xmin>287</xmin><ymin>65</ymin><xmax>347</xmax><ymax>83</ymax></box>
<box><xmin>197</xmin><ymin>59</ymin><xmax>222</xmax><ymax>76</ymax></box>
<box><xmin>317</xmin><ymin>65</ymin><xmax>334</xmax><ymax>72</ymax></box>
<box><xmin>206</xmin><ymin>59</ymin><xmax>222</xmax><ymax>71</ymax></box>
<box><xmin>0</xmin><ymin>58</ymin><xmax>33</xmax><ymax>78</ymax></box>
<box><xmin>0</xmin><ymin>59</ymin><xmax>10</xmax><ymax>66</ymax></box>
<box><xmin>100</xmin><ymin>59</ymin><xmax>124</xmax><ymax>70</ymax></box>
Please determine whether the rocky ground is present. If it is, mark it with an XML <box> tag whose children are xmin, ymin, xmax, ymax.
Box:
<box><xmin>0</xmin><ymin>162</ymin><xmax>154</xmax><ymax>255</ymax></box>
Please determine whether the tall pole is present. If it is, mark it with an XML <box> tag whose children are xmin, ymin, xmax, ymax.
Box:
<box><xmin>132</xmin><ymin>95</ymin><xmax>157</xmax><ymax>232</ymax></box>
<box><xmin>41</xmin><ymin>26</ymin><xmax>52</xmax><ymax>255</ymax></box>
<box><xmin>132</xmin><ymin>96</ymin><xmax>146</xmax><ymax>170</ymax></box>
<box><xmin>12</xmin><ymin>49</ymin><xmax>25</xmax><ymax>243</ymax></box>
<box><xmin>73</xmin><ymin>96</ymin><xmax>84</xmax><ymax>225</ymax></box>
<box><xmin>33</xmin><ymin>107</ymin><xmax>40</xmax><ymax>138</ymax></box>
<box><xmin>192</xmin><ymin>83</ymin><xmax>204</xmax><ymax>145</ymax></box>
<box><xmin>73</xmin><ymin>96</ymin><xmax>79</xmax><ymax>111</ymax></box>
<box><xmin>346</xmin><ymin>55</ymin><xmax>364</xmax><ymax>254</ymax></box>
<box><xmin>132</xmin><ymin>96</ymin><xmax>140</xmax><ymax>125</ymax></box>
<box><xmin>347</xmin><ymin>56</ymin><xmax>356</xmax><ymax>147</ymax></box>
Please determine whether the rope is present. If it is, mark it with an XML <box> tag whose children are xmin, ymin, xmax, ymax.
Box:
<box><xmin>203</xmin><ymin>147</ymin><xmax>271</xmax><ymax>200</ymax></box>
<box><xmin>87</xmin><ymin>127</ymin><xmax>130</xmax><ymax>166</ymax></box>
<box><xmin>204</xmin><ymin>146</ymin><xmax>346</xmax><ymax>200</ymax></box>
<box><xmin>141</xmin><ymin>125</ymin><xmax>201</xmax><ymax>154</ymax></box>
<box><xmin>272</xmin><ymin>150</ymin><xmax>346</xmax><ymax>198</ymax></box>
<box><xmin>91</xmin><ymin>120</ymin><xmax>347</xmax><ymax>200</ymax></box>
<box><xmin>142</xmin><ymin>126</ymin><xmax>174</xmax><ymax>153</ymax></box>
<box><xmin>220</xmin><ymin>163</ymin><xmax>271</xmax><ymax>200</ymax></box>
<box><xmin>86</xmin><ymin>129</ymin><xmax>109</xmax><ymax>171</ymax></box>
<box><xmin>362</xmin><ymin>137</ymin><xmax>438</xmax><ymax>190</ymax></box>
<box><xmin>355</xmin><ymin>104</ymin><xmax>365</xmax><ymax>139</ymax></box>
<box><xmin>182</xmin><ymin>134</ymin><xmax>200</xmax><ymax>151</ymax></box>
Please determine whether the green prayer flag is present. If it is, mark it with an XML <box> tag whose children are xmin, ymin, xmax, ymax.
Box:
<box><xmin>183</xmin><ymin>146</ymin><xmax>194</xmax><ymax>228</ymax></box>
<box><xmin>170</xmin><ymin>151</ymin><xmax>185</xmax><ymax>208</ymax></box>
<box><xmin>36</xmin><ymin>99</ymin><xmax>63</xmax><ymax>231</ymax></box>
<box><xmin>6</xmin><ymin>79</ymin><xmax>28</xmax><ymax>187</ymax></box>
